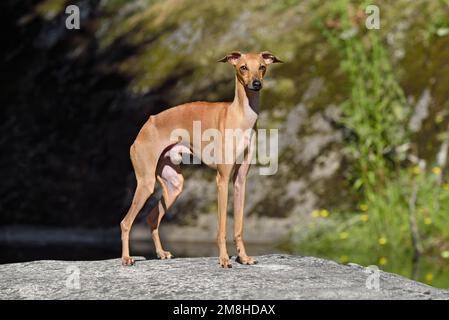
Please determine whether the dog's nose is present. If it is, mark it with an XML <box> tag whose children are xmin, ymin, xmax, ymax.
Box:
<box><xmin>252</xmin><ymin>80</ymin><xmax>262</xmax><ymax>90</ymax></box>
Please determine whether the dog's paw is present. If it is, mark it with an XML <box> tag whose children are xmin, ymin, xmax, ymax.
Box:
<box><xmin>237</xmin><ymin>255</ymin><xmax>258</xmax><ymax>265</ymax></box>
<box><xmin>219</xmin><ymin>256</ymin><xmax>232</xmax><ymax>268</ymax></box>
<box><xmin>157</xmin><ymin>250</ymin><xmax>174</xmax><ymax>260</ymax></box>
<box><xmin>121</xmin><ymin>256</ymin><xmax>135</xmax><ymax>266</ymax></box>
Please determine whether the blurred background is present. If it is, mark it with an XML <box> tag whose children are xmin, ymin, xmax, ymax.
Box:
<box><xmin>1</xmin><ymin>0</ymin><xmax>449</xmax><ymax>287</ymax></box>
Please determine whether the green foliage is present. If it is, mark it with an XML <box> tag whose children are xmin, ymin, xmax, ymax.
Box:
<box><xmin>298</xmin><ymin>169</ymin><xmax>449</xmax><ymax>288</ymax></box>
<box><xmin>35</xmin><ymin>0</ymin><xmax>66</xmax><ymax>20</ymax></box>
<box><xmin>320</xmin><ymin>0</ymin><xmax>409</xmax><ymax>192</ymax></box>
<box><xmin>293</xmin><ymin>0</ymin><xmax>449</xmax><ymax>288</ymax></box>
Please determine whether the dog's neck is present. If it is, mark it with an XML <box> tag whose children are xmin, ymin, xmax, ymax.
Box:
<box><xmin>233</xmin><ymin>76</ymin><xmax>259</xmax><ymax>116</ymax></box>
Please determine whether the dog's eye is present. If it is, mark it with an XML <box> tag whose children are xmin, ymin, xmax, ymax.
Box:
<box><xmin>259</xmin><ymin>65</ymin><xmax>266</xmax><ymax>71</ymax></box>
<box><xmin>240</xmin><ymin>65</ymin><xmax>248</xmax><ymax>71</ymax></box>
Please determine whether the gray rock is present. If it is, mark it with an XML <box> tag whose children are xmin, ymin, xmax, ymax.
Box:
<box><xmin>1</xmin><ymin>254</ymin><xmax>448</xmax><ymax>300</ymax></box>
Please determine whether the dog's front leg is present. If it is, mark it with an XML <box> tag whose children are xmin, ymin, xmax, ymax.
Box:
<box><xmin>216</xmin><ymin>166</ymin><xmax>232</xmax><ymax>268</ymax></box>
<box><xmin>233</xmin><ymin>141</ymin><xmax>257</xmax><ymax>265</ymax></box>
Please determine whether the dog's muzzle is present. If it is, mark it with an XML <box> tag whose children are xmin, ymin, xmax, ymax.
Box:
<box><xmin>249</xmin><ymin>80</ymin><xmax>262</xmax><ymax>91</ymax></box>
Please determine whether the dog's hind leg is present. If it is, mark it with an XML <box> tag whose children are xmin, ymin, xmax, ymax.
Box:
<box><xmin>146</xmin><ymin>157</ymin><xmax>184</xmax><ymax>259</ymax></box>
<box><xmin>120</xmin><ymin>141</ymin><xmax>158</xmax><ymax>266</ymax></box>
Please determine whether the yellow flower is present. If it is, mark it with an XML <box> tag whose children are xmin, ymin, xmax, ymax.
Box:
<box><xmin>360</xmin><ymin>214</ymin><xmax>369</xmax><ymax>222</ymax></box>
<box><xmin>319</xmin><ymin>209</ymin><xmax>330</xmax><ymax>218</ymax></box>
<box><xmin>311</xmin><ymin>210</ymin><xmax>320</xmax><ymax>218</ymax></box>
<box><xmin>425</xmin><ymin>273</ymin><xmax>433</xmax><ymax>284</ymax></box>
<box><xmin>359</xmin><ymin>203</ymin><xmax>368</xmax><ymax>212</ymax></box>
<box><xmin>443</xmin><ymin>183</ymin><xmax>449</xmax><ymax>191</ymax></box>
<box><xmin>378</xmin><ymin>237</ymin><xmax>387</xmax><ymax>246</ymax></box>
<box><xmin>339</xmin><ymin>232</ymin><xmax>349</xmax><ymax>240</ymax></box>
<box><xmin>424</xmin><ymin>217</ymin><xmax>432</xmax><ymax>225</ymax></box>
<box><xmin>379</xmin><ymin>257</ymin><xmax>388</xmax><ymax>265</ymax></box>
<box><xmin>435</xmin><ymin>114</ymin><xmax>444</xmax><ymax>124</ymax></box>
<box><xmin>432</xmin><ymin>166</ymin><xmax>442</xmax><ymax>175</ymax></box>
<box><xmin>340</xmin><ymin>255</ymin><xmax>349</xmax><ymax>263</ymax></box>
<box><xmin>411</xmin><ymin>166</ymin><xmax>421</xmax><ymax>175</ymax></box>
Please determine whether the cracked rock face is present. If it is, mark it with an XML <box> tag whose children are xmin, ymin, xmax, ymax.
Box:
<box><xmin>1</xmin><ymin>255</ymin><xmax>448</xmax><ymax>300</ymax></box>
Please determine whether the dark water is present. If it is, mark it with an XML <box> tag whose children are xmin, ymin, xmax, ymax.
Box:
<box><xmin>0</xmin><ymin>245</ymin><xmax>122</xmax><ymax>264</ymax></box>
<box><xmin>0</xmin><ymin>241</ymin><xmax>284</xmax><ymax>264</ymax></box>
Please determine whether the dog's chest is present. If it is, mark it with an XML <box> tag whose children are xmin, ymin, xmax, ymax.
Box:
<box><xmin>233</xmin><ymin>109</ymin><xmax>257</xmax><ymax>157</ymax></box>
<box><xmin>233</xmin><ymin>101</ymin><xmax>258</xmax><ymax>130</ymax></box>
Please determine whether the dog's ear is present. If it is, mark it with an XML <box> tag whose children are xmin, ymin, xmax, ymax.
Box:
<box><xmin>217</xmin><ymin>51</ymin><xmax>242</xmax><ymax>65</ymax></box>
<box><xmin>260</xmin><ymin>51</ymin><xmax>283</xmax><ymax>64</ymax></box>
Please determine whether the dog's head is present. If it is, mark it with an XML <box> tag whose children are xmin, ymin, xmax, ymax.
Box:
<box><xmin>218</xmin><ymin>51</ymin><xmax>282</xmax><ymax>91</ymax></box>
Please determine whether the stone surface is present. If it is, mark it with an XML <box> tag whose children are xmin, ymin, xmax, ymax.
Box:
<box><xmin>1</xmin><ymin>254</ymin><xmax>448</xmax><ymax>300</ymax></box>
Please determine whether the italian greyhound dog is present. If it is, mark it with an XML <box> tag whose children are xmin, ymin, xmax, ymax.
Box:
<box><xmin>120</xmin><ymin>51</ymin><xmax>282</xmax><ymax>268</ymax></box>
